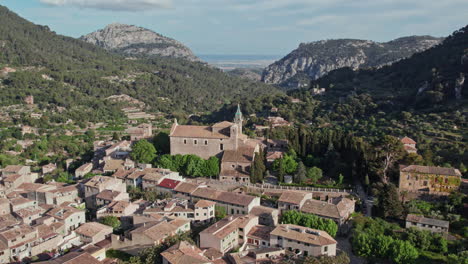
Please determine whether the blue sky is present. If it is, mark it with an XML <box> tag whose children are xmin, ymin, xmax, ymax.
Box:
<box><xmin>1</xmin><ymin>0</ymin><xmax>467</xmax><ymax>56</ymax></box>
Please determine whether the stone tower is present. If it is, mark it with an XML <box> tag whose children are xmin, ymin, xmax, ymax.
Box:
<box><xmin>233</xmin><ymin>104</ymin><xmax>243</xmax><ymax>136</ymax></box>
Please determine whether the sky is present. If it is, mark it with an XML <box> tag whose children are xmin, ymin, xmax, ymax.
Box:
<box><xmin>0</xmin><ymin>0</ymin><xmax>467</xmax><ymax>56</ymax></box>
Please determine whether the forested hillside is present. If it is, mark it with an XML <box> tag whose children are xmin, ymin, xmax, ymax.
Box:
<box><xmin>209</xmin><ymin>26</ymin><xmax>467</xmax><ymax>183</ymax></box>
<box><xmin>0</xmin><ymin>5</ymin><xmax>278</xmax><ymax>122</ymax></box>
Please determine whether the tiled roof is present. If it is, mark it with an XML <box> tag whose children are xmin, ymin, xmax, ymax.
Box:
<box><xmin>216</xmin><ymin>192</ymin><xmax>256</xmax><ymax>207</ymax></box>
<box><xmin>75</xmin><ymin>222</ymin><xmax>113</xmax><ymax>238</ymax></box>
<box><xmin>158</xmin><ymin>179</ymin><xmax>181</xmax><ymax>190</ymax></box>
<box><xmin>270</xmin><ymin>224</ymin><xmax>336</xmax><ymax>246</ymax></box>
<box><xmin>221</xmin><ymin>147</ymin><xmax>255</xmax><ymax>163</ymax></box>
<box><xmin>174</xmin><ymin>182</ymin><xmax>199</xmax><ymax>194</ymax></box>
<box><xmin>400</xmin><ymin>165</ymin><xmax>462</xmax><ymax>177</ymax></box>
<box><xmin>247</xmin><ymin>225</ymin><xmax>274</xmax><ymax>241</ymax></box>
<box><xmin>278</xmin><ymin>191</ymin><xmax>309</xmax><ymax>205</ymax></box>
<box><xmin>406</xmin><ymin>214</ymin><xmax>449</xmax><ymax>228</ymax></box>
<box><xmin>400</xmin><ymin>136</ymin><xmax>416</xmax><ymax>144</ymax></box>
<box><xmin>38</xmin><ymin>252</ymin><xmax>102</xmax><ymax>264</ymax></box>
<box><xmin>170</xmin><ymin>125</ymin><xmax>229</xmax><ymax>139</ymax></box>
<box><xmin>250</xmin><ymin>206</ymin><xmax>278</xmax><ymax>218</ymax></box>
<box><xmin>2</xmin><ymin>165</ymin><xmax>25</xmax><ymax>173</ymax></box>
<box><xmin>195</xmin><ymin>200</ymin><xmax>216</xmax><ymax>208</ymax></box>
<box><xmin>161</xmin><ymin>241</ymin><xmax>211</xmax><ymax>264</ymax></box>
<box><xmin>96</xmin><ymin>190</ymin><xmax>121</xmax><ymax>201</ymax></box>
<box><xmin>300</xmin><ymin>198</ymin><xmax>354</xmax><ymax>219</ymax></box>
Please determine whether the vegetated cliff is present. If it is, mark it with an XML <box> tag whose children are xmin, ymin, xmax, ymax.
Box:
<box><xmin>81</xmin><ymin>23</ymin><xmax>199</xmax><ymax>61</ymax></box>
<box><xmin>262</xmin><ymin>36</ymin><xmax>443</xmax><ymax>89</ymax></box>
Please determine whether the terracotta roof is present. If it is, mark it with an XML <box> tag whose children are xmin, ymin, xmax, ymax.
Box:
<box><xmin>195</xmin><ymin>200</ymin><xmax>216</xmax><ymax>208</ymax></box>
<box><xmin>174</xmin><ymin>182</ymin><xmax>199</xmax><ymax>194</ymax></box>
<box><xmin>3</xmin><ymin>174</ymin><xmax>22</xmax><ymax>182</ymax></box>
<box><xmin>219</xmin><ymin>169</ymin><xmax>250</xmax><ymax>178</ymax></box>
<box><xmin>96</xmin><ymin>190</ymin><xmax>122</xmax><ymax>201</ymax></box>
<box><xmin>203</xmin><ymin>248</ymin><xmax>224</xmax><ymax>260</ymax></box>
<box><xmin>270</xmin><ymin>224</ymin><xmax>336</xmax><ymax>246</ymax></box>
<box><xmin>158</xmin><ymin>179</ymin><xmax>181</xmax><ymax>190</ymax></box>
<box><xmin>161</xmin><ymin>241</ymin><xmax>211</xmax><ymax>264</ymax></box>
<box><xmin>400</xmin><ymin>136</ymin><xmax>416</xmax><ymax>144</ymax></box>
<box><xmin>406</xmin><ymin>214</ymin><xmax>449</xmax><ymax>228</ymax></box>
<box><xmin>200</xmin><ymin>215</ymin><xmax>242</xmax><ymax>239</ymax></box>
<box><xmin>250</xmin><ymin>206</ymin><xmax>278</xmax><ymax>218</ymax></box>
<box><xmin>216</xmin><ymin>192</ymin><xmax>256</xmax><ymax>207</ymax></box>
<box><xmin>247</xmin><ymin>225</ymin><xmax>274</xmax><ymax>241</ymax></box>
<box><xmin>266</xmin><ymin>151</ymin><xmax>284</xmax><ymax>160</ymax></box>
<box><xmin>192</xmin><ymin>188</ymin><xmax>222</xmax><ymax>200</ymax></box>
<box><xmin>76</xmin><ymin>163</ymin><xmax>93</xmax><ymax>173</ymax></box>
<box><xmin>278</xmin><ymin>191</ymin><xmax>310</xmax><ymax>205</ymax></box>
<box><xmin>10</xmin><ymin>196</ymin><xmax>34</xmax><ymax>206</ymax></box>
<box><xmin>103</xmin><ymin>159</ymin><xmax>125</xmax><ymax>171</ymax></box>
<box><xmin>132</xmin><ymin>219</ymin><xmax>189</xmax><ymax>242</ymax></box>
<box><xmin>300</xmin><ymin>198</ymin><xmax>354</xmax><ymax>219</ymax></box>
<box><xmin>142</xmin><ymin>172</ymin><xmax>165</xmax><ymax>182</ymax></box>
<box><xmin>75</xmin><ymin>222</ymin><xmax>113</xmax><ymax>238</ymax></box>
<box><xmin>2</xmin><ymin>165</ymin><xmax>25</xmax><ymax>173</ymax></box>
<box><xmin>106</xmin><ymin>200</ymin><xmax>132</xmax><ymax>213</ymax></box>
<box><xmin>404</xmin><ymin>145</ymin><xmax>417</xmax><ymax>151</ymax></box>
<box><xmin>400</xmin><ymin>165</ymin><xmax>462</xmax><ymax>177</ymax></box>
<box><xmin>170</xmin><ymin>125</ymin><xmax>229</xmax><ymax>139</ymax></box>
<box><xmin>213</xmin><ymin>121</ymin><xmax>234</xmax><ymax>128</ymax></box>
<box><xmin>112</xmin><ymin>168</ymin><xmax>136</xmax><ymax>179</ymax></box>
<box><xmin>222</xmin><ymin>147</ymin><xmax>255</xmax><ymax>163</ymax></box>
<box><xmin>14</xmin><ymin>206</ymin><xmax>45</xmax><ymax>219</ymax></box>
<box><xmin>38</xmin><ymin>252</ymin><xmax>102</xmax><ymax>264</ymax></box>
<box><xmin>0</xmin><ymin>224</ymin><xmax>35</xmax><ymax>241</ymax></box>
<box><xmin>46</xmin><ymin>205</ymin><xmax>82</xmax><ymax>220</ymax></box>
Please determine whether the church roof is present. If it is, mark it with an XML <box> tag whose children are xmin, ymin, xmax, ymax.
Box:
<box><xmin>222</xmin><ymin>147</ymin><xmax>255</xmax><ymax>163</ymax></box>
<box><xmin>169</xmin><ymin>125</ymin><xmax>229</xmax><ymax>139</ymax></box>
<box><xmin>213</xmin><ymin>121</ymin><xmax>233</xmax><ymax>128</ymax></box>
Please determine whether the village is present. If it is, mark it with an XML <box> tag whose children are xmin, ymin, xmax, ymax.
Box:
<box><xmin>0</xmin><ymin>97</ymin><xmax>465</xmax><ymax>264</ymax></box>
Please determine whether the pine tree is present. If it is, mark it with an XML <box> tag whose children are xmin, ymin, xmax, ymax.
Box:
<box><xmin>295</xmin><ymin>161</ymin><xmax>307</xmax><ymax>184</ymax></box>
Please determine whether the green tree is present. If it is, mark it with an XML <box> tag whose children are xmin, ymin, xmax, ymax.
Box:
<box><xmin>153</xmin><ymin>132</ymin><xmax>170</xmax><ymax>155</ymax></box>
<box><xmin>204</xmin><ymin>156</ymin><xmax>220</xmax><ymax>178</ymax></box>
<box><xmin>130</xmin><ymin>139</ymin><xmax>157</xmax><ymax>164</ymax></box>
<box><xmin>56</xmin><ymin>172</ymin><xmax>74</xmax><ymax>184</ymax></box>
<box><xmin>389</xmin><ymin>240</ymin><xmax>419</xmax><ymax>264</ymax></box>
<box><xmin>352</xmin><ymin>233</ymin><xmax>373</xmax><ymax>257</ymax></box>
<box><xmin>250</xmin><ymin>149</ymin><xmax>266</xmax><ymax>183</ymax></box>
<box><xmin>374</xmin><ymin>234</ymin><xmax>393</xmax><ymax>257</ymax></box>
<box><xmin>377</xmin><ymin>135</ymin><xmax>405</xmax><ymax>183</ymax></box>
<box><xmin>373</xmin><ymin>183</ymin><xmax>404</xmax><ymax>219</ymax></box>
<box><xmin>215</xmin><ymin>205</ymin><xmax>226</xmax><ymax>221</ymax></box>
<box><xmin>100</xmin><ymin>216</ymin><xmax>121</xmax><ymax>230</ymax></box>
<box><xmin>337</xmin><ymin>173</ymin><xmax>344</xmax><ymax>185</ymax></box>
<box><xmin>295</xmin><ymin>161</ymin><xmax>307</xmax><ymax>184</ymax></box>
<box><xmin>307</xmin><ymin>166</ymin><xmax>323</xmax><ymax>183</ymax></box>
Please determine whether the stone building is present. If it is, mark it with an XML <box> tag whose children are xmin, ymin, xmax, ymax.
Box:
<box><xmin>401</xmin><ymin>136</ymin><xmax>417</xmax><ymax>154</ymax></box>
<box><xmin>406</xmin><ymin>214</ymin><xmax>449</xmax><ymax>233</ymax></box>
<box><xmin>169</xmin><ymin>105</ymin><xmax>260</xmax><ymax>182</ymax></box>
<box><xmin>270</xmin><ymin>224</ymin><xmax>337</xmax><ymax>257</ymax></box>
<box><xmin>399</xmin><ymin>165</ymin><xmax>462</xmax><ymax>194</ymax></box>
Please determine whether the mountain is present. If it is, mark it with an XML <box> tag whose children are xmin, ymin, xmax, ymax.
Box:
<box><xmin>0</xmin><ymin>5</ymin><xmax>278</xmax><ymax>123</ymax></box>
<box><xmin>81</xmin><ymin>23</ymin><xmax>199</xmax><ymax>61</ymax></box>
<box><xmin>262</xmin><ymin>36</ymin><xmax>443</xmax><ymax>88</ymax></box>
<box><xmin>227</xmin><ymin>68</ymin><xmax>263</xmax><ymax>82</ymax></box>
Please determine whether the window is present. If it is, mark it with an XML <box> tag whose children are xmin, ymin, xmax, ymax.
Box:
<box><xmin>304</xmin><ymin>251</ymin><xmax>308</xmax><ymax>256</ymax></box>
<box><xmin>205</xmin><ymin>140</ymin><xmax>208</xmax><ymax>145</ymax></box>
<box><xmin>184</xmin><ymin>139</ymin><xmax>187</xmax><ymax>144</ymax></box>
<box><xmin>324</xmin><ymin>246</ymin><xmax>328</xmax><ymax>252</ymax></box>
<box><xmin>220</xmin><ymin>144</ymin><xmax>224</xmax><ymax>150</ymax></box>
<box><xmin>194</xmin><ymin>139</ymin><xmax>198</xmax><ymax>145</ymax></box>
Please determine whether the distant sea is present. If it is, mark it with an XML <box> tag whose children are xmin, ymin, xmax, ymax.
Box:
<box><xmin>199</xmin><ymin>54</ymin><xmax>281</xmax><ymax>71</ymax></box>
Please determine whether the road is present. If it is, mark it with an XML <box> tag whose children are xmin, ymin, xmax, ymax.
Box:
<box><xmin>354</xmin><ymin>180</ymin><xmax>372</xmax><ymax>217</ymax></box>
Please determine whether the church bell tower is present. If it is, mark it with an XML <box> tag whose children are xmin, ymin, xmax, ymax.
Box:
<box><xmin>234</xmin><ymin>104</ymin><xmax>243</xmax><ymax>136</ymax></box>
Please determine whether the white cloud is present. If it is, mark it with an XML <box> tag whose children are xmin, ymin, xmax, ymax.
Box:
<box><xmin>39</xmin><ymin>0</ymin><xmax>172</xmax><ymax>11</ymax></box>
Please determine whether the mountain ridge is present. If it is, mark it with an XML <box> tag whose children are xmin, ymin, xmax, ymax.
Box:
<box><xmin>81</xmin><ymin>23</ymin><xmax>199</xmax><ymax>61</ymax></box>
<box><xmin>262</xmin><ymin>35</ymin><xmax>444</xmax><ymax>88</ymax></box>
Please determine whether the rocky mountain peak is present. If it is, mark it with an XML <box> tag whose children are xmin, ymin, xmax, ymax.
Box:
<box><xmin>262</xmin><ymin>36</ymin><xmax>444</xmax><ymax>88</ymax></box>
<box><xmin>81</xmin><ymin>23</ymin><xmax>199</xmax><ymax>61</ymax></box>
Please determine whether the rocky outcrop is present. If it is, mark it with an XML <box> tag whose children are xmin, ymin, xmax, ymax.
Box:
<box><xmin>81</xmin><ymin>23</ymin><xmax>199</xmax><ymax>61</ymax></box>
<box><xmin>262</xmin><ymin>36</ymin><xmax>443</xmax><ymax>88</ymax></box>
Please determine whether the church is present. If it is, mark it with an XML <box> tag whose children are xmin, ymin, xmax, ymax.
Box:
<box><xmin>169</xmin><ymin>105</ymin><xmax>260</xmax><ymax>182</ymax></box>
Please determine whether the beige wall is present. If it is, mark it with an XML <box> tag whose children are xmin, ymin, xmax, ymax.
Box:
<box><xmin>406</xmin><ymin>221</ymin><xmax>448</xmax><ymax>233</ymax></box>
<box><xmin>270</xmin><ymin>235</ymin><xmax>336</xmax><ymax>257</ymax></box>
<box><xmin>31</xmin><ymin>234</ymin><xmax>63</xmax><ymax>256</ymax></box>
<box><xmin>170</xmin><ymin>136</ymin><xmax>237</xmax><ymax>160</ymax></box>
<box><xmin>194</xmin><ymin>206</ymin><xmax>215</xmax><ymax>222</ymax></box>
